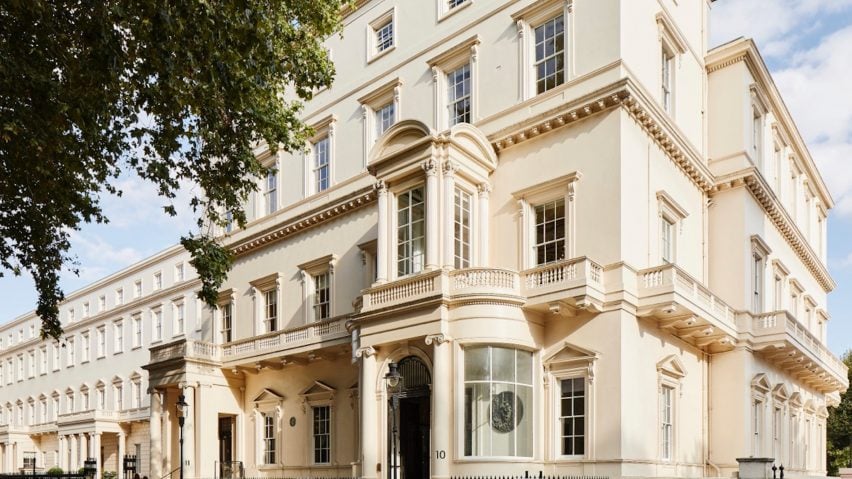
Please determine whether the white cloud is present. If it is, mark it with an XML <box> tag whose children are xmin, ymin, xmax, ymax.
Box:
<box><xmin>711</xmin><ymin>0</ymin><xmax>852</xmax><ymax>57</ymax></box>
<box><xmin>714</xmin><ymin>5</ymin><xmax>852</xmax><ymax>218</ymax></box>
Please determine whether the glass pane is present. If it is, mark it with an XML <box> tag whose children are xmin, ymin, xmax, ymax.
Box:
<box><xmin>516</xmin><ymin>384</ymin><xmax>533</xmax><ymax>456</ymax></box>
<box><xmin>492</xmin><ymin>347</ymin><xmax>515</xmax><ymax>382</ymax></box>
<box><xmin>465</xmin><ymin>346</ymin><xmax>489</xmax><ymax>381</ymax></box>
<box><xmin>516</xmin><ymin>350</ymin><xmax>532</xmax><ymax>384</ymax></box>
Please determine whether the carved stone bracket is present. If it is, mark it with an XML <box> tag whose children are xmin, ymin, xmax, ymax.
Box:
<box><xmin>424</xmin><ymin>334</ymin><xmax>451</xmax><ymax>346</ymax></box>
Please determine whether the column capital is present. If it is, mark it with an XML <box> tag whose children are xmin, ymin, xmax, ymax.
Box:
<box><xmin>355</xmin><ymin>346</ymin><xmax>377</xmax><ymax>358</ymax></box>
<box><xmin>425</xmin><ymin>334</ymin><xmax>451</xmax><ymax>346</ymax></box>
<box><xmin>442</xmin><ymin>161</ymin><xmax>459</xmax><ymax>177</ymax></box>
<box><xmin>421</xmin><ymin>158</ymin><xmax>439</xmax><ymax>176</ymax></box>
<box><xmin>478</xmin><ymin>182</ymin><xmax>492</xmax><ymax>197</ymax></box>
<box><xmin>374</xmin><ymin>180</ymin><xmax>388</xmax><ymax>196</ymax></box>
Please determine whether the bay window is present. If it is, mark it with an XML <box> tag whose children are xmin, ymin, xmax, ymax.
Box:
<box><xmin>463</xmin><ymin>345</ymin><xmax>533</xmax><ymax>457</ymax></box>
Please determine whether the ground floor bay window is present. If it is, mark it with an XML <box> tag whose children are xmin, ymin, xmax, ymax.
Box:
<box><xmin>464</xmin><ymin>345</ymin><xmax>533</xmax><ymax>457</ymax></box>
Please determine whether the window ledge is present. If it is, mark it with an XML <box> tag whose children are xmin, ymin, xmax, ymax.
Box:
<box><xmin>132</xmin><ymin>346</ymin><xmax>142</xmax><ymax>351</ymax></box>
<box><xmin>368</xmin><ymin>45</ymin><xmax>396</xmax><ymax>65</ymax></box>
<box><xmin>114</xmin><ymin>351</ymin><xmax>123</xmax><ymax>356</ymax></box>
<box><xmin>439</xmin><ymin>0</ymin><xmax>473</xmax><ymax>22</ymax></box>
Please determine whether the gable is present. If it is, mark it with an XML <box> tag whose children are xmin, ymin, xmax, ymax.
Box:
<box><xmin>543</xmin><ymin>341</ymin><xmax>598</xmax><ymax>368</ymax></box>
<box><xmin>657</xmin><ymin>355</ymin><xmax>687</xmax><ymax>379</ymax></box>
<box><xmin>253</xmin><ymin>388</ymin><xmax>284</xmax><ymax>404</ymax></box>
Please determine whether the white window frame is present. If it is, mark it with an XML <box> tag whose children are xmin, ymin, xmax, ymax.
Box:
<box><xmin>750</xmin><ymin>85</ymin><xmax>769</xmax><ymax>169</ymax></box>
<box><xmin>153</xmin><ymin>271</ymin><xmax>163</xmax><ymax>291</ymax></box>
<box><xmin>460</xmin><ymin>344</ymin><xmax>535</xmax><ymax>459</ymax></box>
<box><xmin>66</xmin><ymin>338</ymin><xmax>75</xmax><ymax>367</ymax></box>
<box><xmin>438</xmin><ymin>0</ymin><xmax>472</xmax><ymax>21</ymax></box>
<box><xmin>299</xmin><ymin>255</ymin><xmax>338</xmax><ymax>324</ymax></box>
<box><xmin>81</xmin><ymin>332</ymin><xmax>90</xmax><ymax>363</ymax></box>
<box><xmin>113</xmin><ymin>379</ymin><xmax>124</xmax><ymax>411</ymax></box>
<box><xmin>513</xmin><ymin>0</ymin><xmax>574</xmax><ymax>100</ymax></box>
<box><xmin>312</xmin><ymin>405</ymin><xmax>332</xmax><ymax>464</ymax></box>
<box><xmin>264</xmin><ymin>166</ymin><xmax>278</xmax><ymax>216</ymax></box>
<box><xmin>655</xmin><ymin>10</ymin><xmax>687</xmax><ymax>117</ymax></box>
<box><xmin>216</xmin><ymin>289</ymin><xmax>237</xmax><ymax>344</ymax></box>
<box><xmin>751</xmin><ymin>236</ymin><xmax>771</xmax><ymax>314</ymax></box>
<box><xmin>367</xmin><ymin>8</ymin><xmax>396</xmax><ymax>62</ymax></box>
<box><xmin>132</xmin><ymin>314</ymin><xmax>143</xmax><ymax>349</ymax></box>
<box><xmin>514</xmin><ymin>173</ymin><xmax>580</xmax><ymax>270</ymax></box>
<box><xmin>305</xmin><ymin>115</ymin><xmax>336</xmax><ymax>197</ymax></box>
<box><xmin>358</xmin><ymin>77</ymin><xmax>402</xmax><ymax>166</ymax></box>
<box><xmin>173</xmin><ymin>300</ymin><xmax>186</xmax><ymax>336</ymax></box>
<box><xmin>657</xmin><ymin>355</ymin><xmax>686</xmax><ymax>463</ymax></box>
<box><xmin>134</xmin><ymin>279</ymin><xmax>142</xmax><ymax>298</ymax></box>
<box><xmin>657</xmin><ymin>191</ymin><xmax>688</xmax><ymax>264</ymax></box>
<box><xmin>96</xmin><ymin>326</ymin><xmax>106</xmax><ymax>359</ymax></box>
<box><xmin>396</xmin><ymin>185</ymin><xmax>427</xmax><ymax>277</ymax></box>
<box><xmin>174</xmin><ymin>262</ymin><xmax>185</xmax><ymax>282</ymax></box>
<box><xmin>543</xmin><ymin>343</ymin><xmax>595</xmax><ymax>462</ymax></box>
<box><xmin>428</xmin><ymin>36</ymin><xmax>480</xmax><ymax>129</ymax></box>
<box><xmin>114</xmin><ymin>320</ymin><xmax>124</xmax><ymax>354</ymax></box>
<box><xmin>98</xmin><ymin>295</ymin><xmax>106</xmax><ymax>312</ymax></box>
<box><xmin>250</xmin><ymin>273</ymin><xmax>283</xmax><ymax>336</ymax></box>
<box><xmin>253</xmin><ymin>392</ymin><xmax>283</xmax><ymax>468</ymax></box>
<box><xmin>152</xmin><ymin>307</ymin><xmax>163</xmax><ymax>343</ymax></box>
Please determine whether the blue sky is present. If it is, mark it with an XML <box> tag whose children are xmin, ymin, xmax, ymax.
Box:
<box><xmin>0</xmin><ymin>0</ymin><xmax>850</xmax><ymax>356</ymax></box>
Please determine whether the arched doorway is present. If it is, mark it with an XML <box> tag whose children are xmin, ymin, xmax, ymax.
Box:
<box><xmin>388</xmin><ymin>356</ymin><xmax>431</xmax><ymax>479</ymax></box>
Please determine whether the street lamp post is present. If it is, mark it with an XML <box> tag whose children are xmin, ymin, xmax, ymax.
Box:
<box><xmin>176</xmin><ymin>394</ymin><xmax>188</xmax><ymax>479</ymax></box>
<box><xmin>384</xmin><ymin>363</ymin><xmax>403</xmax><ymax>479</ymax></box>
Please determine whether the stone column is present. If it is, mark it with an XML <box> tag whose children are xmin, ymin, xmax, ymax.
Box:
<box><xmin>149</xmin><ymin>390</ymin><xmax>163</xmax><ymax>479</ymax></box>
<box><xmin>69</xmin><ymin>434</ymin><xmax>77</xmax><ymax>471</ymax></box>
<box><xmin>117</xmin><ymin>432</ymin><xmax>125</xmax><ymax>479</ymax></box>
<box><xmin>426</xmin><ymin>334</ymin><xmax>451</xmax><ymax>479</ymax></box>
<box><xmin>423</xmin><ymin>159</ymin><xmax>439</xmax><ymax>270</ymax></box>
<box><xmin>375</xmin><ymin>181</ymin><xmax>389</xmax><ymax>283</ymax></box>
<box><xmin>80</xmin><ymin>434</ymin><xmax>88</xmax><ymax>462</ymax></box>
<box><xmin>1</xmin><ymin>442</ymin><xmax>5</xmax><ymax>473</ymax></box>
<box><xmin>195</xmin><ymin>384</ymin><xmax>215</xmax><ymax>479</ymax></box>
<box><xmin>182</xmin><ymin>384</ymin><xmax>196</xmax><ymax>477</ymax></box>
<box><xmin>477</xmin><ymin>183</ymin><xmax>491</xmax><ymax>266</ymax></box>
<box><xmin>442</xmin><ymin>162</ymin><xmax>457</xmax><ymax>269</ymax></box>
<box><xmin>163</xmin><ymin>391</ymin><xmax>173</xmax><ymax>474</ymax></box>
<box><xmin>357</xmin><ymin>347</ymin><xmax>378</xmax><ymax>479</ymax></box>
<box><xmin>93</xmin><ymin>433</ymin><xmax>101</xmax><ymax>477</ymax></box>
<box><xmin>57</xmin><ymin>436</ymin><xmax>64</xmax><ymax>470</ymax></box>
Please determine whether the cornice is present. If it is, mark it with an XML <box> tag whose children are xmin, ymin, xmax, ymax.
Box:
<box><xmin>713</xmin><ymin>168</ymin><xmax>835</xmax><ymax>292</ymax></box>
<box><xmin>229</xmin><ymin>187</ymin><xmax>376</xmax><ymax>257</ymax></box>
<box><xmin>706</xmin><ymin>38</ymin><xmax>834</xmax><ymax>209</ymax></box>
<box><xmin>491</xmin><ymin>79</ymin><xmax>715</xmax><ymax>192</ymax></box>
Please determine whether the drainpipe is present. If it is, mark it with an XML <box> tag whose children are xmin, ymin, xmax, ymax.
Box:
<box><xmin>706</xmin><ymin>352</ymin><xmax>722</xmax><ymax>477</ymax></box>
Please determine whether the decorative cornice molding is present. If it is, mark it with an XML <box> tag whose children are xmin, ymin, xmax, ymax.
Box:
<box><xmin>491</xmin><ymin>80</ymin><xmax>715</xmax><ymax>192</ymax></box>
<box><xmin>713</xmin><ymin>168</ymin><xmax>835</xmax><ymax>292</ymax></box>
<box><xmin>229</xmin><ymin>187</ymin><xmax>376</xmax><ymax>257</ymax></box>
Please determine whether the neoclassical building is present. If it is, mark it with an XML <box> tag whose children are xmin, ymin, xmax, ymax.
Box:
<box><xmin>1</xmin><ymin>1</ymin><xmax>848</xmax><ymax>479</ymax></box>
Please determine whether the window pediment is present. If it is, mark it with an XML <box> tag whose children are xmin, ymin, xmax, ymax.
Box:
<box><xmin>772</xmin><ymin>383</ymin><xmax>789</xmax><ymax>401</ymax></box>
<box><xmin>751</xmin><ymin>373</ymin><xmax>771</xmax><ymax>393</ymax></box>
<box><xmin>253</xmin><ymin>388</ymin><xmax>285</xmax><ymax>405</ymax></box>
<box><xmin>300</xmin><ymin>381</ymin><xmax>336</xmax><ymax>401</ymax></box>
<box><xmin>250</xmin><ymin>272</ymin><xmax>282</xmax><ymax>292</ymax></box>
<box><xmin>543</xmin><ymin>341</ymin><xmax>598</xmax><ymax>370</ymax></box>
<box><xmin>657</xmin><ymin>355</ymin><xmax>687</xmax><ymax>379</ymax></box>
<box><xmin>789</xmin><ymin>392</ymin><xmax>803</xmax><ymax>407</ymax></box>
<box><xmin>751</xmin><ymin>235</ymin><xmax>772</xmax><ymax>257</ymax></box>
<box><xmin>656</xmin><ymin>10</ymin><xmax>688</xmax><ymax>54</ymax></box>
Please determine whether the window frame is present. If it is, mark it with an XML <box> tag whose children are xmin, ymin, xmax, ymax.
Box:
<box><xmin>427</xmin><ymin>35</ymin><xmax>480</xmax><ymax>129</ymax></box>
<box><xmin>114</xmin><ymin>319</ymin><xmax>124</xmax><ymax>354</ymax></box>
<box><xmin>513</xmin><ymin>0</ymin><xmax>574</xmax><ymax>100</ymax></box>
<box><xmin>250</xmin><ymin>273</ymin><xmax>283</xmax><ymax>336</ymax></box>
<box><xmin>657</xmin><ymin>191</ymin><xmax>688</xmax><ymax>265</ymax></box>
<box><xmin>395</xmin><ymin>184</ymin><xmax>427</xmax><ymax>277</ymax></box>
<box><xmin>299</xmin><ymin>255</ymin><xmax>338</xmax><ymax>324</ymax></box>
<box><xmin>438</xmin><ymin>0</ymin><xmax>472</xmax><ymax>21</ymax></box>
<box><xmin>547</xmin><ymin>355</ymin><xmax>592</xmax><ymax>461</ymax></box>
<box><xmin>459</xmin><ymin>343</ymin><xmax>535</xmax><ymax>459</ymax></box>
<box><xmin>305</xmin><ymin>115</ymin><xmax>336</xmax><ymax>197</ymax></box>
<box><xmin>358</xmin><ymin>77</ymin><xmax>403</xmax><ymax>166</ymax></box>
<box><xmin>367</xmin><ymin>8</ymin><xmax>397</xmax><ymax>62</ymax></box>
<box><xmin>514</xmin><ymin>173</ymin><xmax>580</xmax><ymax>270</ymax></box>
<box><xmin>132</xmin><ymin>314</ymin><xmax>143</xmax><ymax>349</ymax></box>
<box><xmin>312</xmin><ymin>404</ymin><xmax>332</xmax><ymax>464</ymax></box>
<box><xmin>173</xmin><ymin>300</ymin><xmax>186</xmax><ymax>336</ymax></box>
<box><xmin>751</xmin><ymin>236</ymin><xmax>771</xmax><ymax>314</ymax></box>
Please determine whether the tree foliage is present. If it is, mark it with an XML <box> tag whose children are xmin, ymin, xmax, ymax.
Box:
<box><xmin>828</xmin><ymin>350</ymin><xmax>852</xmax><ymax>476</ymax></box>
<box><xmin>0</xmin><ymin>0</ymin><xmax>347</xmax><ymax>339</ymax></box>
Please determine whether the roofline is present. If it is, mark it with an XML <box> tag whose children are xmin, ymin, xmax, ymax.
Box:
<box><xmin>706</xmin><ymin>38</ymin><xmax>835</xmax><ymax>209</ymax></box>
<box><xmin>0</xmin><ymin>243</ymin><xmax>187</xmax><ymax>329</ymax></box>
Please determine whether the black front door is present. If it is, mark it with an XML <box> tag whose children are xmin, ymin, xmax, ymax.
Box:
<box><xmin>218</xmin><ymin>416</ymin><xmax>233</xmax><ymax>477</ymax></box>
<box><xmin>388</xmin><ymin>356</ymin><xmax>432</xmax><ymax>479</ymax></box>
<box><xmin>399</xmin><ymin>395</ymin><xmax>430</xmax><ymax>479</ymax></box>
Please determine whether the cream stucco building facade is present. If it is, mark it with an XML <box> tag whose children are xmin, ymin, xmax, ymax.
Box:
<box><xmin>1</xmin><ymin>1</ymin><xmax>848</xmax><ymax>479</ymax></box>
